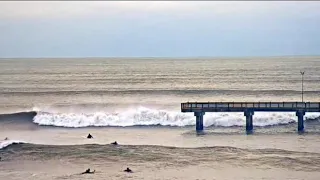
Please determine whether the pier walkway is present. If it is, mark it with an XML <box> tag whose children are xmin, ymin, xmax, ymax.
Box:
<box><xmin>181</xmin><ymin>102</ymin><xmax>320</xmax><ymax>133</ymax></box>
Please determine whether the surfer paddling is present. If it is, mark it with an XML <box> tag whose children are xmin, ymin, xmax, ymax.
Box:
<box><xmin>124</xmin><ymin>167</ymin><xmax>133</xmax><ymax>173</ymax></box>
<box><xmin>111</xmin><ymin>141</ymin><xmax>118</xmax><ymax>145</ymax></box>
<box><xmin>87</xmin><ymin>134</ymin><xmax>93</xmax><ymax>139</ymax></box>
<box><xmin>81</xmin><ymin>168</ymin><xmax>95</xmax><ymax>174</ymax></box>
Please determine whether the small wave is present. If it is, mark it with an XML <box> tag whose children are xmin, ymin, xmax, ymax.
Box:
<box><xmin>0</xmin><ymin>111</ymin><xmax>37</xmax><ymax>120</ymax></box>
<box><xmin>0</xmin><ymin>140</ymin><xmax>25</xmax><ymax>149</ymax></box>
<box><xmin>32</xmin><ymin>106</ymin><xmax>320</xmax><ymax>128</ymax></box>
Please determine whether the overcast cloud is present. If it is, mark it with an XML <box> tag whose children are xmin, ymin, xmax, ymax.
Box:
<box><xmin>0</xmin><ymin>1</ymin><xmax>319</xmax><ymax>57</ymax></box>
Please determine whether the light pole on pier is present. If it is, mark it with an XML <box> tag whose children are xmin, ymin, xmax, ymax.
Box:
<box><xmin>300</xmin><ymin>71</ymin><xmax>305</xmax><ymax>102</ymax></box>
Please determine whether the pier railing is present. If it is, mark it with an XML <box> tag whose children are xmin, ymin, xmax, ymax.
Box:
<box><xmin>181</xmin><ymin>102</ymin><xmax>320</xmax><ymax>112</ymax></box>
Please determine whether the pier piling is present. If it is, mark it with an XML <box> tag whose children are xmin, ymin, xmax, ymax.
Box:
<box><xmin>244</xmin><ymin>110</ymin><xmax>254</xmax><ymax>133</ymax></box>
<box><xmin>296</xmin><ymin>111</ymin><xmax>305</xmax><ymax>132</ymax></box>
<box><xmin>194</xmin><ymin>112</ymin><xmax>205</xmax><ymax>132</ymax></box>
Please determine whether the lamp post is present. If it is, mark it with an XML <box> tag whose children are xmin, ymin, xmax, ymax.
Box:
<box><xmin>300</xmin><ymin>71</ymin><xmax>305</xmax><ymax>102</ymax></box>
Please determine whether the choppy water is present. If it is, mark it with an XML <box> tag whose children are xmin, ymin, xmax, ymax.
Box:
<box><xmin>0</xmin><ymin>57</ymin><xmax>320</xmax><ymax>180</ymax></box>
<box><xmin>1</xmin><ymin>142</ymin><xmax>320</xmax><ymax>180</ymax></box>
<box><xmin>0</xmin><ymin>57</ymin><xmax>319</xmax><ymax>128</ymax></box>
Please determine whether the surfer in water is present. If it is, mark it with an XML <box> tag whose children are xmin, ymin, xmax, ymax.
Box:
<box><xmin>81</xmin><ymin>168</ymin><xmax>95</xmax><ymax>174</ymax></box>
<box><xmin>124</xmin><ymin>167</ymin><xmax>133</xmax><ymax>173</ymax></box>
<box><xmin>111</xmin><ymin>141</ymin><xmax>118</xmax><ymax>145</ymax></box>
<box><xmin>87</xmin><ymin>134</ymin><xmax>93</xmax><ymax>139</ymax></box>
<box><xmin>4</xmin><ymin>137</ymin><xmax>8</xmax><ymax>140</ymax></box>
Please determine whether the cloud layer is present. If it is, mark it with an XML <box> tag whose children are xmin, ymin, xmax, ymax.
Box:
<box><xmin>2</xmin><ymin>1</ymin><xmax>319</xmax><ymax>19</ymax></box>
<box><xmin>0</xmin><ymin>1</ymin><xmax>319</xmax><ymax>57</ymax></box>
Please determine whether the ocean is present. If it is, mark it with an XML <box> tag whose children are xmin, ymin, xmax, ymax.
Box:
<box><xmin>0</xmin><ymin>57</ymin><xmax>320</xmax><ymax>180</ymax></box>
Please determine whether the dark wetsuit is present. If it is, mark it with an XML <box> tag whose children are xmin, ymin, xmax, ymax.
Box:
<box><xmin>87</xmin><ymin>134</ymin><xmax>93</xmax><ymax>139</ymax></box>
<box><xmin>82</xmin><ymin>168</ymin><xmax>95</xmax><ymax>174</ymax></box>
<box><xmin>124</xmin><ymin>167</ymin><xmax>132</xmax><ymax>173</ymax></box>
<box><xmin>111</xmin><ymin>141</ymin><xmax>118</xmax><ymax>145</ymax></box>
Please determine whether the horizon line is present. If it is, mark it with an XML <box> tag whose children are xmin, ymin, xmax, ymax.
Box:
<box><xmin>1</xmin><ymin>54</ymin><xmax>320</xmax><ymax>59</ymax></box>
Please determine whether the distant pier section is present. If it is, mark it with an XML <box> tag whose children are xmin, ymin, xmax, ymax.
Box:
<box><xmin>181</xmin><ymin>102</ymin><xmax>320</xmax><ymax>133</ymax></box>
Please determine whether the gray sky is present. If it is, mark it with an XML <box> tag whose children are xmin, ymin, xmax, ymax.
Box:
<box><xmin>0</xmin><ymin>1</ymin><xmax>319</xmax><ymax>58</ymax></box>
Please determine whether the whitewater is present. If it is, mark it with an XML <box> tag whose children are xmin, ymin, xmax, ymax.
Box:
<box><xmin>32</xmin><ymin>106</ymin><xmax>320</xmax><ymax>128</ymax></box>
<box><xmin>0</xmin><ymin>140</ymin><xmax>25</xmax><ymax>149</ymax></box>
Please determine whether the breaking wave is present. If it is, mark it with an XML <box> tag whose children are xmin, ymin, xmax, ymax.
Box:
<box><xmin>32</xmin><ymin>107</ymin><xmax>320</xmax><ymax>128</ymax></box>
<box><xmin>0</xmin><ymin>140</ymin><xmax>25</xmax><ymax>149</ymax></box>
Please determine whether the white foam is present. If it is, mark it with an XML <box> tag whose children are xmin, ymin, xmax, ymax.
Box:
<box><xmin>0</xmin><ymin>140</ymin><xmax>25</xmax><ymax>149</ymax></box>
<box><xmin>32</xmin><ymin>106</ymin><xmax>320</xmax><ymax>128</ymax></box>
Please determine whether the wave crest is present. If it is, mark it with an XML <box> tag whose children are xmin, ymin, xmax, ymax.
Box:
<box><xmin>32</xmin><ymin>107</ymin><xmax>320</xmax><ymax>128</ymax></box>
<box><xmin>33</xmin><ymin>107</ymin><xmax>193</xmax><ymax>127</ymax></box>
<box><xmin>0</xmin><ymin>140</ymin><xmax>25</xmax><ymax>149</ymax></box>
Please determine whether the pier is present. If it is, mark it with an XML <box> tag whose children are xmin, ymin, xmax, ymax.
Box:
<box><xmin>181</xmin><ymin>102</ymin><xmax>320</xmax><ymax>133</ymax></box>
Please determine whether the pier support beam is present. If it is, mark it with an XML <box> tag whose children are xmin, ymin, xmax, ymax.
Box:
<box><xmin>244</xmin><ymin>110</ymin><xmax>254</xmax><ymax>133</ymax></box>
<box><xmin>296</xmin><ymin>111</ymin><xmax>305</xmax><ymax>132</ymax></box>
<box><xmin>194</xmin><ymin>112</ymin><xmax>205</xmax><ymax>132</ymax></box>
